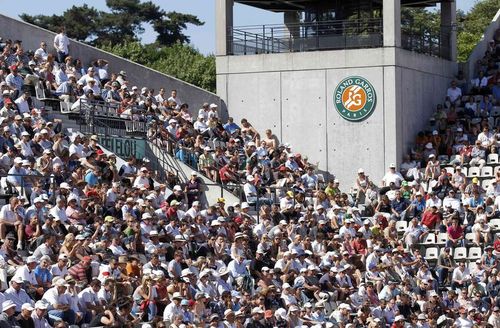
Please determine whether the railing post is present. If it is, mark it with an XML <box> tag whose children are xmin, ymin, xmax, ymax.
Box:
<box><xmin>271</xmin><ymin>27</ymin><xmax>274</xmax><ymax>53</ymax></box>
<box><xmin>244</xmin><ymin>32</ymin><xmax>247</xmax><ymax>55</ymax></box>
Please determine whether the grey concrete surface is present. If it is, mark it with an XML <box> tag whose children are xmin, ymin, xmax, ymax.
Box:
<box><xmin>0</xmin><ymin>14</ymin><xmax>226</xmax><ymax>119</ymax></box>
<box><xmin>216</xmin><ymin>47</ymin><xmax>456</xmax><ymax>187</ymax></box>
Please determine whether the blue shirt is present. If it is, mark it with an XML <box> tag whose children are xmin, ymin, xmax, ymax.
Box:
<box><xmin>34</xmin><ymin>266</ymin><xmax>52</xmax><ymax>285</ymax></box>
<box><xmin>84</xmin><ymin>171</ymin><xmax>99</xmax><ymax>187</ymax></box>
<box><xmin>223</xmin><ymin>122</ymin><xmax>240</xmax><ymax>135</ymax></box>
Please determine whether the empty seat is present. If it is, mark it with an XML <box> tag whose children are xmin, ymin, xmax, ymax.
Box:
<box><xmin>396</xmin><ymin>221</ymin><xmax>407</xmax><ymax>233</ymax></box>
<box><xmin>438</xmin><ymin>155</ymin><xmax>449</xmax><ymax>163</ymax></box>
<box><xmin>481</xmin><ymin>166</ymin><xmax>493</xmax><ymax>177</ymax></box>
<box><xmin>453</xmin><ymin>247</ymin><xmax>467</xmax><ymax>261</ymax></box>
<box><xmin>467</xmin><ymin>167</ymin><xmax>480</xmax><ymax>177</ymax></box>
<box><xmin>465</xmin><ymin>233</ymin><xmax>475</xmax><ymax>244</ymax></box>
<box><xmin>482</xmin><ymin>179</ymin><xmax>494</xmax><ymax>190</ymax></box>
<box><xmin>423</xmin><ymin>233</ymin><xmax>436</xmax><ymax>245</ymax></box>
<box><xmin>444</xmin><ymin>167</ymin><xmax>454</xmax><ymax>175</ymax></box>
<box><xmin>488</xmin><ymin>154</ymin><xmax>499</xmax><ymax>164</ymax></box>
<box><xmin>489</xmin><ymin>219</ymin><xmax>500</xmax><ymax>231</ymax></box>
<box><xmin>436</xmin><ymin>233</ymin><xmax>447</xmax><ymax>245</ymax></box>
<box><xmin>468</xmin><ymin>247</ymin><xmax>482</xmax><ymax>260</ymax></box>
<box><xmin>425</xmin><ymin>247</ymin><xmax>439</xmax><ymax>261</ymax></box>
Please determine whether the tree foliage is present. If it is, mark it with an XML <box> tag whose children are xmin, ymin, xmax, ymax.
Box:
<box><xmin>456</xmin><ymin>0</ymin><xmax>500</xmax><ymax>62</ymax></box>
<box><xmin>100</xmin><ymin>42</ymin><xmax>216</xmax><ymax>93</ymax></box>
<box><xmin>20</xmin><ymin>0</ymin><xmax>204</xmax><ymax>47</ymax></box>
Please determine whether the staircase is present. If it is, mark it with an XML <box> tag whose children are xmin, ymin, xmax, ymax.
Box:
<box><xmin>51</xmin><ymin>105</ymin><xmax>241</xmax><ymax>207</ymax></box>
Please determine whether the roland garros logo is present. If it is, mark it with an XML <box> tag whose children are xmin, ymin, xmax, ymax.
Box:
<box><xmin>334</xmin><ymin>76</ymin><xmax>376</xmax><ymax>122</ymax></box>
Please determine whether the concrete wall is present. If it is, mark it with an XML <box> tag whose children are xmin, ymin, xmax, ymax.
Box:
<box><xmin>217</xmin><ymin>48</ymin><xmax>456</xmax><ymax>187</ymax></box>
<box><xmin>0</xmin><ymin>14</ymin><xmax>224</xmax><ymax>118</ymax></box>
<box><xmin>466</xmin><ymin>9</ymin><xmax>500</xmax><ymax>80</ymax></box>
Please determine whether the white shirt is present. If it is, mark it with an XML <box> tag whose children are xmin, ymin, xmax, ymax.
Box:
<box><xmin>51</xmin><ymin>263</ymin><xmax>68</xmax><ymax>278</ymax></box>
<box><xmin>49</xmin><ymin>205</ymin><xmax>68</xmax><ymax>224</ymax></box>
<box><xmin>78</xmin><ymin>286</ymin><xmax>99</xmax><ymax>312</ymax></box>
<box><xmin>4</xmin><ymin>287</ymin><xmax>32</xmax><ymax>312</ymax></box>
<box><xmin>15</xmin><ymin>96</ymin><xmax>30</xmax><ymax>114</ymax></box>
<box><xmin>382</xmin><ymin>171</ymin><xmax>404</xmax><ymax>187</ymax></box>
<box><xmin>13</xmin><ymin>265</ymin><xmax>38</xmax><ymax>286</ymax></box>
<box><xmin>34</xmin><ymin>47</ymin><xmax>48</xmax><ymax>61</ymax></box>
<box><xmin>43</xmin><ymin>286</ymin><xmax>71</xmax><ymax>310</ymax></box>
<box><xmin>163</xmin><ymin>302</ymin><xmax>182</xmax><ymax>321</ymax></box>
<box><xmin>54</xmin><ymin>33</ymin><xmax>70</xmax><ymax>54</ymax></box>
<box><xmin>0</xmin><ymin>204</ymin><xmax>18</xmax><ymax>224</ymax></box>
<box><xmin>447</xmin><ymin>87</ymin><xmax>462</xmax><ymax>103</ymax></box>
<box><xmin>69</xmin><ymin>143</ymin><xmax>84</xmax><ymax>158</ymax></box>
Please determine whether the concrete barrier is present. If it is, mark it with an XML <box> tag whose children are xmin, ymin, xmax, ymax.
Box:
<box><xmin>0</xmin><ymin>14</ymin><xmax>226</xmax><ymax>119</ymax></box>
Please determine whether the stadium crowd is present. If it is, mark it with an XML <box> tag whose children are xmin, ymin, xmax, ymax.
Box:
<box><xmin>0</xmin><ymin>26</ymin><xmax>497</xmax><ymax>328</ymax></box>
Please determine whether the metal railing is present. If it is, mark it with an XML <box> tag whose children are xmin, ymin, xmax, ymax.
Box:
<box><xmin>228</xmin><ymin>18</ymin><xmax>383</xmax><ymax>55</ymax></box>
<box><xmin>77</xmin><ymin>99</ymin><xmax>147</xmax><ymax>137</ymax></box>
<box><xmin>0</xmin><ymin>173</ymin><xmax>59</xmax><ymax>204</ymax></box>
<box><xmin>401</xmin><ymin>26</ymin><xmax>451</xmax><ymax>59</ymax></box>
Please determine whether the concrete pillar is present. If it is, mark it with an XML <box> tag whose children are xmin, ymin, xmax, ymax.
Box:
<box><xmin>441</xmin><ymin>1</ymin><xmax>457</xmax><ymax>61</ymax></box>
<box><xmin>215</xmin><ymin>0</ymin><xmax>234</xmax><ymax>56</ymax></box>
<box><xmin>383</xmin><ymin>0</ymin><xmax>401</xmax><ymax>47</ymax></box>
<box><xmin>284</xmin><ymin>11</ymin><xmax>300</xmax><ymax>39</ymax></box>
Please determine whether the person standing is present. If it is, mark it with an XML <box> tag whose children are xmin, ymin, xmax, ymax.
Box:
<box><xmin>53</xmin><ymin>27</ymin><xmax>70</xmax><ymax>63</ymax></box>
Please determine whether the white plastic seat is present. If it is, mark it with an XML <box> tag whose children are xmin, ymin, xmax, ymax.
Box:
<box><xmin>465</xmin><ymin>233</ymin><xmax>475</xmax><ymax>244</ymax></box>
<box><xmin>425</xmin><ymin>247</ymin><xmax>439</xmax><ymax>261</ymax></box>
<box><xmin>487</xmin><ymin>154</ymin><xmax>499</xmax><ymax>164</ymax></box>
<box><xmin>468</xmin><ymin>247</ymin><xmax>482</xmax><ymax>260</ymax></box>
<box><xmin>481</xmin><ymin>166</ymin><xmax>493</xmax><ymax>177</ymax></box>
<box><xmin>489</xmin><ymin>219</ymin><xmax>500</xmax><ymax>231</ymax></box>
<box><xmin>467</xmin><ymin>167</ymin><xmax>480</xmax><ymax>177</ymax></box>
<box><xmin>423</xmin><ymin>233</ymin><xmax>436</xmax><ymax>245</ymax></box>
<box><xmin>453</xmin><ymin>247</ymin><xmax>467</xmax><ymax>261</ymax></box>
<box><xmin>395</xmin><ymin>221</ymin><xmax>407</xmax><ymax>233</ymax></box>
<box><xmin>492</xmin><ymin>106</ymin><xmax>500</xmax><ymax>117</ymax></box>
<box><xmin>482</xmin><ymin>179</ymin><xmax>494</xmax><ymax>190</ymax></box>
<box><xmin>444</xmin><ymin>167</ymin><xmax>454</xmax><ymax>175</ymax></box>
<box><xmin>436</xmin><ymin>233</ymin><xmax>447</xmax><ymax>245</ymax></box>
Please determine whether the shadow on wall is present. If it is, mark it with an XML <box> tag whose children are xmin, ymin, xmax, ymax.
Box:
<box><xmin>0</xmin><ymin>14</ymin><xmax>228</xmax><ymax>120</ymax></box>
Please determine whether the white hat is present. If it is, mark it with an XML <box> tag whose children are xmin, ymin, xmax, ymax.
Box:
<box><xmin>251</xmin><ymin>307</ymin><xmax>264</xmax><ymax>314</ymax></box>
<box><xmin>241</xmin><ymin>202</ymin><xmax>250</xmax><ymax>209</ymax></box>
<box><xmin>2</xmin><ymin>300</ymin><xmax>16</xmax><ymax>311</ymax></box>
<box><xmin>34</xmin><ymin>301</ymin><xmax>48</xmax><ymax>310</ymax></box>
<box><xmin>142</xmin><ymin>213</ymin><xmax>152</xmax><ymax>220</ymax></box>
<box><xmin>54</xmin><ymin>279</ymin><xmax>69</xmax><ymax>287</ymax></box>
<box><xmin>149</xmin><ymin>230</ymin><xmax>159</xmax><ymax>236</ymax></box>
<box><xmin>395</xmin><ymin>315</ymin><xmax>405</xmax><ymax>321</ymax></box>
<box><xmin>425</xmin><ymin>142</ymin><xmax>433</xmax><ymax>149</ymax></box>
<box><xmin>172</xmin><ymin>292</ymin><xmax>183</xmax><ymax>300</ymax></box>
<box><xmin>21</xmin><ymin>131</ymin><xmax>30</xmax><ymax>137</ymax></box>
<box><xmin>168</xmin><ymin>119</ymin><xmax>177</xmax><ymax>124</ymax></box>
<box><xmin>21</xmin><ymin>160</ymin><xmax>30</xmax><ymax>166</ymax></box>
<box><xmin>389</xmin><ymin>163</ymin><xmax>396</xmax><ymax>168</ymax></box>
<box><xmin>358</xmin><ymin>168</ymin><xmax>364</xmax><ymax>173</ymax></box>
<box><xmin>173</xmin><ymin>185</ymin><xmax>182</xmax><ymax>191</ymax></box>
<box><xmin>60</xmin><ymin>182</ymin><xmax>71</xmax><ymax>190</ymax></box>
<box><xmin>191</xmin><ymin>171</ymin><xmax>198</xmax><ymax>176</ymax></box>
<box><xmin>13</xmin><ymin>157</ymin><xmax>22</xmax><ymax>164</ymax></box>
<box><xmin>21</xmin><ymin>303</ymin><xmax>34</xmax><ymax>311</ymax></box>
<box><xmin>209</xmin><ymin>103</ymin><xmax>218</xmax><ymax>108</ymax></box>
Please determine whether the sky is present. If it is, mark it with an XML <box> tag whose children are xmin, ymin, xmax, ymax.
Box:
<box><xmin>2</xmin><ymin>0</ymin><xmax>478</xmax><ymax>55</ymax></box>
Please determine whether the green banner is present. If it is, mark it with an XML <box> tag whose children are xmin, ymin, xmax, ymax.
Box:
<box><xmin>98</xmin><ymin>136</ymin><xmax>146</xmax><ymax>160</ymax></box>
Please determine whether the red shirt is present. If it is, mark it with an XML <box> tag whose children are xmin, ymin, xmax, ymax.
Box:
<box><xmin>421</xmin><ymin>210</ymin><xmax>441</xmax><ymax>229</ymax></box>
<box><xmin>447</xmin><ymin>225</ymin><xmax>464</xmax><ymax>239</ymax></box>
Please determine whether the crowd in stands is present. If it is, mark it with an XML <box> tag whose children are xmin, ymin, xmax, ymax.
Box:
<box><xmin>0</xmin><ymin>26</ymin><xmax>498</xmax><ymax>328</ymax></box>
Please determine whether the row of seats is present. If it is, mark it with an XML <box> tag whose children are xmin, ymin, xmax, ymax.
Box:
<box><xmin>444</xmin><ymin>153</ymin><xmax>500</xmax><ymax>167</ymax></box>
<box><xmin>424</xmin><ymin>246</ymin><xmax>483</xmax><ymax>261</ymax></box>
<box><xmin>443</xmin><ymin>165</ymin><xmax>497</xmax><ymax>178</ymax></box>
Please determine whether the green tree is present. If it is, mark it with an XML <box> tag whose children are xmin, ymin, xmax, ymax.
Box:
<box><xmin>20</xmin><ymin>0</ymin><xmax>204</xmax><ymax>47</ymax></box>
<box><xmin>101</xmin><ymin>42</ymin><xmax>216</xmax><ymax>92</ymax></box>
<box><xmin>457</xmin><ymin>0</ymin><xmax>500</xmax><ymax>62</ymax></box>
